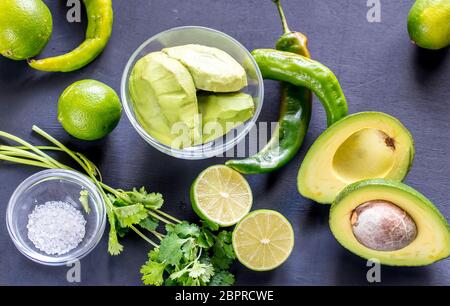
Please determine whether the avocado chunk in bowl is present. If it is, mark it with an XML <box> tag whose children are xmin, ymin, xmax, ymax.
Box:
<box><xmin>122</xmin><ymin>26</ymin><xmax>263</xmax><ymax>159</ymax></box>
<box><xmin>330</xmin><ymin>179</ymin><xmax>450</xmax><ymax>266</ymax></box>
<box><xmin>163</xmin><ymin>44</ymin><xmax>248</xmax><ymax>92</ymax></box>
<box><xmin>129</xmin><ymin>51</ymin><xmax>200</xmax><ymax>148</ymax></box>
<box><xmin>297</xmin><ymin>112</ymin><xmax>414</xmax><ymax>204</ymax></box>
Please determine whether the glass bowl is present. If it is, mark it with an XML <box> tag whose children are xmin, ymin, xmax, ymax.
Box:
<box><xmin>6</xmin><ymin>169</ymin><xmax>106</xmax><ymax>266</ymax></box>
<box><xmin>121</xmin><ymin>26</ymin><xmax>264</xmax><ymax>160</ymax></box>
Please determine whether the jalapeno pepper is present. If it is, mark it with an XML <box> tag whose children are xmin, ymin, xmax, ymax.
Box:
<box><xmin>28</xmin><ymin>0</ymin><xmax>113</xmax><ymax>72</ymax></box>
<box><xmin>252</xmin><ymin>49</ymin><xmax>348</xmax><ymax>127</ymax></box>
<box><xmin>226</xmin><ymin>0</ymin><xmax>312</xmax><ymax>174</ymax></box>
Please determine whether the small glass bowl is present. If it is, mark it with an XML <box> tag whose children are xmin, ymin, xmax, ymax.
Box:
<box><xmin>121</xmin><ymin>26</ymin><xmax>264</xmax><ymax>160</ymax></box>
<box><xmin>6</xmin><ymin>169</ymin><xmax>106</xmax><ymax>266</ymax></box>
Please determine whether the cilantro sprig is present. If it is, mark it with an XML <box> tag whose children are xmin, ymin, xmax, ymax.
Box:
<box><xmin>0</xmin><ymin>126</ymin><xmax>236</xmax><ymax>286</ymax></box>
<box><xmin>141</xmin><ymin>222</ymin><xmax>235</xmax><ymax>286</ymax></box>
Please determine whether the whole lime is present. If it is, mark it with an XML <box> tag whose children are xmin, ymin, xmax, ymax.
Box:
<box><xmin>58</xmin><ymin>80</ymin><xmax>122</xmax><ymax>141</ymax></box>
<box><xmin>0</xmin><ymin>0</ymin><xmax>53</xmax><ymax>60</ymax></box>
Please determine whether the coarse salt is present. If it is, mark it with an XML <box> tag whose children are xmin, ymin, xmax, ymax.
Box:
<box><xmin>27</xmin><ymin>201</ymin><xmax>87</xmax><ymax>255</ymax></box>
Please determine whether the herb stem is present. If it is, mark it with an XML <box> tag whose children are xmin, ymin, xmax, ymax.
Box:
<box><xmin>130</xmin><ymin>225</ymin><xmax>159</xmax><ymax>248</ymax></box>
<box><xmin>151</xmin><ymin>230</ymin><xmax>165</xmax><ymax>241</ymax></box>
<box><xmin>148</xmin><ymin>210</ymin><xmax>174</xmax><ymax>225</ymax></box>
<box><xmin>153</xmin><ymin>209</ymin><xmax>182</xmax><ymax>224</ymax></box>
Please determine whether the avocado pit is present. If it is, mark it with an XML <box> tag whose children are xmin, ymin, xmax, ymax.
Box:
<box><xmin>351</xmin><ymin>200</ymin><xmax>417</xmax><ymax>251</ymax></box>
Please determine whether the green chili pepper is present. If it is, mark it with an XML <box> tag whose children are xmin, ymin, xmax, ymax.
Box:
<box><xmin>28</xmin><ymin>0</ymin><xmax>113</xmax><ymax>72</ymax></box>
<box><xmin>252</xmin><ymin>49</ymin><xmax>348</xmax><ymax>127</ymax></box>
<box><xmin>226</xmin><ymin>0</ymin><xmax>312</xmax><ymax>174</ymax></box>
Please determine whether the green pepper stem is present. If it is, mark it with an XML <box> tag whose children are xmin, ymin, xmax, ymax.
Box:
<box><xmin>273</xmin><ymin>0</ymin><xmax>291</xmax><ymax>34</ymax></box>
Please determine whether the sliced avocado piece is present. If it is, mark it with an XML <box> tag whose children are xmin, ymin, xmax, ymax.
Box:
<box><xmin>198</xmin><ymin>92</ymin><xmax>255</xmax><ymax>143</ymax></box>
<box><xmin>163</xmin><ymin>44</ymin><xmax>248</xmax><ymax>92</ymax></box>
<box><xmin>408</xmin><ymin>0</ymin><xmax>450</xmax><ymax>50</ymax></box>
<box><xmin>129</xmin><ymin>51</ymin><xmax>200</xmax><ymax>148</ymax></box>
<box><xmin>297</xmin><ymin>112</ymin><xmax>414</xmax><ymax>204</ymax></box>
<box><xmin>330</xmin><ymin>179</ymin><xmax>450</xmax><ymax>266</ymax></box>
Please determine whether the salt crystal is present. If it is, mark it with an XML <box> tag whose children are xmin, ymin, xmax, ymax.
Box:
<box><xmin>27</xmin><ymin>201</ymin><xmax>87</xmax><ymax>255</ymax></box>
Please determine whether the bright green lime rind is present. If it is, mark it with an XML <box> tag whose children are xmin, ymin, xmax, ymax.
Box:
<box><xmin>0</xmin><ymin>0</ymin><xmax>52</xmax><ymax>60</ymax></box>
<box><xmin>58</xmin><ymin>79</ymin><xmax>122</xmax><ymax>141</ymax></box>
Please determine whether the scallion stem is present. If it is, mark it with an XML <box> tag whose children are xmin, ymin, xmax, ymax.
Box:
<box><xmin>0</xmin><ymin>131</ymin><xmax>67</xmax><ymax>169</ymax></box>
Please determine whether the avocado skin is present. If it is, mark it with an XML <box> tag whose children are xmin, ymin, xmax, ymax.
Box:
<box><xmin>330</xmin><ymin>179</ymin><xmax>450</xmax><ymax>266</ymax></box>
<box><xmin>408</xmin><ymin>0</ymin><xmax>450</xmax><ymax>50</ymax></box>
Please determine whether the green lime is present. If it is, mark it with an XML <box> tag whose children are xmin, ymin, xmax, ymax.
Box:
<box><xmin>190</xmin><ymin>165</ymin><xmax>253</xmax><ymax>227</ymax></box>
<box><xmin>0</xmin><ymin>0</ymin><xmax>52</xmax><ymax>60</ymax></box>
<box><xmin>232</xmin><ymin>210</ymin><xmax>294</xmax><ymax>271</ymax></box>
<box><xmin>58</xmin><ymin>80</ymin><xmax>122</xmax><ymax>141</ymax></box>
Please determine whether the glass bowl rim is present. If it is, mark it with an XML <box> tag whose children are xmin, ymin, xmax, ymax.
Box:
<box><xmin>120</xmin><ymin>25</ymin><xmax>264</xmax><ymax>160</ymax></box>
<box><xmin>6</xmin><ymin>169</ymin><xmax>106</xmax><ymax>266</ymax></box>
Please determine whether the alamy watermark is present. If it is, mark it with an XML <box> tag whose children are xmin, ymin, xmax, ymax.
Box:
<box><xmin>366</xmin><ymin>258</ymin><xmax>381</xmax><ymax>283</ymax></box>
<box><xmin>66</xmin><ymin>0</ymin><xmax>82</xmax><ymax>23</ymax></box>
<box><xmin>367</xmin><ymin>0</ymin><xmax>381</xmax><ymax>23</ymax></box>
<box><xmin>66</xmin><ymin>260</ymin><xmax>81</xmax><ymax>283</ymax></box>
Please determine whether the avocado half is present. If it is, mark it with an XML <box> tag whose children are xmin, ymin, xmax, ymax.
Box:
<box><xmin>330</xmin><ymin>179</ymin><xmax>450</xmax><ymax>266</ymax></box>
<box><xmin>297</xmin><ymin>112</ymin><xmax>414</xmax><ymax>204</ymax></box>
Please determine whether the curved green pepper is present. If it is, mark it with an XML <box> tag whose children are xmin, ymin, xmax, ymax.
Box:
<box><xmin>226</xmin><ymin>0</ymin><xmax>312</xmax><ymax>174</ymax></box>
<box><xmin>28</xmin><ymin>0</ymin><xmax>113</xmax><ymax>72</ymax></box>
<box><xmin>252</xmin><ymin>49</ymin><xmax>348</xmax><ymax>127</ymax></box>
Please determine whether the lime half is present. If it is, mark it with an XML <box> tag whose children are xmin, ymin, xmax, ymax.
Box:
<box><xmin>232</xmin><ymin>210</ymin><xmax>294</xmax><ymax>271</ymax></box>
<box><xmin>190</xmin><ymin>165</ymin><xmax>253</xmax><ymax>227</ymax></box>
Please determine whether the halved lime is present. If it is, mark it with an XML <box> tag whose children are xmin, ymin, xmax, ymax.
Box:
<box><xmin>232</xmin><ymin>210</ymin><xmax>294</xmax><ymax>271</ymax></box>
<box><xmin>190</xmin><ymin>165</ymin><xmax>253</xmax><ymax>227</ymax></box>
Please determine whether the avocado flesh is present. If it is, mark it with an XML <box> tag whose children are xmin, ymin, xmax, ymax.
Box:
<box><xmin>297</xmin><ymin>112</ymin><xmax>414</xmax><ymax>204</ymax></box>
<box><xmin>198</xmin><ymin>93</ymin><xmax>255</xmax><ymax>143</ymax></box>
<box><xmin>330</xmin><ymin>179</ymin><xmax>450</xmax><ymax>266</ymax></box>
<box><xmin>408</xmin><ymin>0</ymin><xmax>450</xmax><ymax>50</ymax></box>
<box><xmin>163</xmin><ymin>44</ymin><xmax>248</xmax><ymax>92</ymax></box>
<box><xmin>129</xmin><ymin>52</ymin><xmax>200</xmax><ymax>148</ymax></box>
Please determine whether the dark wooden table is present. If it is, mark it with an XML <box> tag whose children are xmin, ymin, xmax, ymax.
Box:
<box><xmin>0</xmin><ymin>0</ymin><xmax>449</xmax><ymax>285</ymax></box>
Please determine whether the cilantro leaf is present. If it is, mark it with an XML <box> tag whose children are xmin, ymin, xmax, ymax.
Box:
<box><xmin>189</xmin><ymin>261</ymin><xmax>215</xmax><ymax>283</ymax></box>
<box><xmin>139</xmin><ymin>216</ymin><xmax>159</xmax><ymax>232</ymax></box>
<box><xmin>128</xmin><ymin>187</ymin><xmax>164</xmax><ymax>209</ymax></box>
<box><xmin>209</xmin><ymin>270</ymin><xmax>235</xmax><ymax>286</ymax></box>
<box><xmin>113</xmin><ymin>204</ymin><xmax>148</xmax><ymax>228</ymax></box>
<box><xmin>115</xmin><ymin>219</ymin><xmax>130</xmax><ymax>238</ymax></box>
<box><xmin>211</xmin><ymin>231</ymin><xmax>235</xmax><ymax>270</ymax></box>
<box><xmin>107</xmin><ymin>211</ymin><xmax>123</xmax><ymax>255</ymax></box>
<box><xmin>79</xmin><ymin>190</ymin><xmax>90</xmax><ymax>214</ymax></box>
<box><xmin>110</xmin><ymin>195</ymin><xmax>128</xmax><ymax>207</ymax></box>
<box><xmin>197</xmin><ymin>228</ymin><xmax>215</xmax><ymax>248</ymax></box>
<box><xmin>158</xmin><ymin>233</ymin><xmax>188</xmax><ymax>265</ymax></box>
<box><xmin>201</xmin><ymin>220</ymin><xmax>220</xmax><ymax>231</ymax></box>
<box><xmin>140</xmin><ymin>260</ymin><xmax>166</xmax><ymax>286</ymax></box>
<box><xmin>166</xmin><ymin>221</ymin><xmax>200</xmax><ymax>238</ymax></box>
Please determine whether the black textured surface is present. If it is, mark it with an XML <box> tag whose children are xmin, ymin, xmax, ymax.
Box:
<box><xmin>0</xmin><ymin>0</ymin><xmax>449</xmax><ymax>285</ymax></box>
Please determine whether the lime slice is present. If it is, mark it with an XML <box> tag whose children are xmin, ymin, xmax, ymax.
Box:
<box><xmin>232</xmin><ymin>210</ymin><xmax>294</xmax><ymax>271</ymax></box>
<box><xmin>190</xmin><ymin>165</ymin><xmax>253</xmax><ymax>227</ymax></box>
